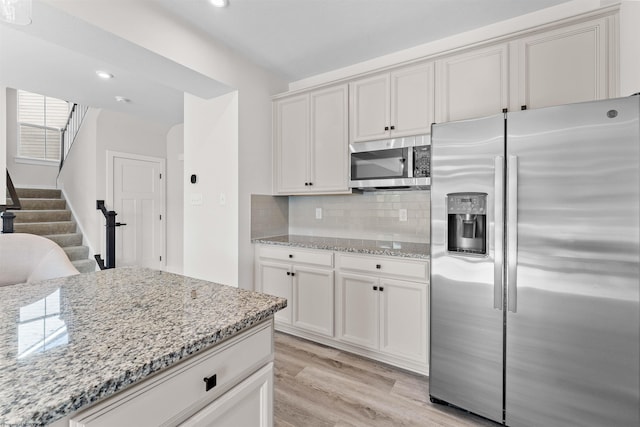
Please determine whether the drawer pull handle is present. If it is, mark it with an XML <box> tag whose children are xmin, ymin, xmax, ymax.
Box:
<box><xmin>203</xmin><ymin>374</ymin><xmax>217</xmax><ymax>392</ymax></box>
<box><xmin>376</xmin><ymin>264</ymin><xmax>381</xmax><ymax>269</ymax></box>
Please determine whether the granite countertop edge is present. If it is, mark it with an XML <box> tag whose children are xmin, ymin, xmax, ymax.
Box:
<box><xmin>252</xmin><ymin>235</ymin><xmax>430</xmax><ymax>260</ymax></box>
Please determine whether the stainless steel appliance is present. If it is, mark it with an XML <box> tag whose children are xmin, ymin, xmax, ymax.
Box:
<box><xmin>429</xmin><ymin>96</ymin><xmax>640</xmax><ymax>427</ymax></box>
<box><xmin>349</xmin><ymin>134</ymin><xmax>430</xmax><ymax>190</ymax></box>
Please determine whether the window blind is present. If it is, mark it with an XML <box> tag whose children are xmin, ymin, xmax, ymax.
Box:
<box><xmin>17</xmin><ymin>90</ymin><xmax>70</xmax><ymax>162</ymax></box>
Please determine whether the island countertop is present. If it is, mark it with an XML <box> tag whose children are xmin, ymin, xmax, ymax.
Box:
<box><xmin>0</xmin><ymin>267</ymin><xmax>286</xmax><ymax>426</ymax></box>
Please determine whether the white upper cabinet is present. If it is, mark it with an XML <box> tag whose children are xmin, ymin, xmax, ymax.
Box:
<box><xmin>274</xmin><ymin>94</ymin><xmax>309</xmax><ymax>194</ymax></box>
<box><xmin>273</xmin><ymin>84</ymin><xmax>349</xmax><ymax>195</ymax></box>
<box><xmin>309</xmin><ymin>85</ymin><xmax>349</xmax><ymax>193</ymax></box>
<box><xmin>512</xmin><ymin>16</ymin><xmax>614</xmax><ymax>111</ymax></box>
<box><xmin>391</xmin><ymin>63</ymin><xmax>436</xmax><ymax>137</ymax></box>
<box><xmin>350</xmin><ymin>62</ymin><xmax>435</xmax><ymax>142</ymax></box>
<box><xmin>349</xmin><ymin>73</ymin><xmax>390</xmax><ymax>142</ymax></box>
<box><xmin>436</xmin><ymin>44</ymin><xmax>510</xmax><ymax>122</ymax></box>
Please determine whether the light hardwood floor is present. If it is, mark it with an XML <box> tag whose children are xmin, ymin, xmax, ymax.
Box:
<box><xmin>274</xmin><ymin>332</ymin><xmax>500</xmax><ymax>427</ymax></box>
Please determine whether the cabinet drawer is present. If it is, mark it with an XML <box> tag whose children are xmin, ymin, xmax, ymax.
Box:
<box><xmin>337</xmin><ymin>253</ymin><xmax>429</xmax><ymax>282</ymax></box>
<box><xmin>70</xmin><ymin>322</ymin><xmax>273</xmax><ymax>427</ymax></box>
<box><xmin>258</xmin><ymin>245</ymin><xmax>333</xmax><ymax>267</ymax></box>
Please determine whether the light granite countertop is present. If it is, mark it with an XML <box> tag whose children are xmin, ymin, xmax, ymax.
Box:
<box><xmin>252</xmin><ymin>234</ymin><xmax>430</xmax><ymax>259</ymax></box>
<box><xmin>0</xmin><ymin>267</ymin><xmax>286</xmax><ymax>426</ymax></box>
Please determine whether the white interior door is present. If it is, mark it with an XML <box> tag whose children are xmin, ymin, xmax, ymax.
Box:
<box><xmin>111</xmin><ymin>153</ymin><xmax>165</xmax><ymax>269</ymax></box>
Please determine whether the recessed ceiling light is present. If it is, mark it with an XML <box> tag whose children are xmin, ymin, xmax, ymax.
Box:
<box><xmin>96</xmin><ymin>71</ymin><xmax>114</xmax><ymax>79</ymax></box>
<box><xmin>210</xmin><ymin>0</ymin><xmax>228</xmax><ymax>8</ymax></box>
<box><xmin>115</xmin><ymin>96</ymin><xmax>131</xmax><ymax>103</ymax></box>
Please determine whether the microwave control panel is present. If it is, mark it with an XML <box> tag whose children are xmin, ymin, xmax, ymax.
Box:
<box><xmin>413</xmin><ymin>145</ymin><xmax>430</xmax><ymax>178</ymax></box>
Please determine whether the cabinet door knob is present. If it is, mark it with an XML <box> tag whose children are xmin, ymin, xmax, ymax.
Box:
<box><xmin>289</xmin><ymin>254</ymin><xmax>293</xmax><ymax>258</ymax></box>
<box><xmin>291</xmin><ymin>272</ymin><xmax>295</xmax><ymax>277</ymax></box>
<box><xmin>376</xmin><ymin>264</ymin><xmax>381</xmax><ymax>269</ymax></box>
<box><xmin>308</xmin><ymin>182</ymin><xmax>313</xmax><ymax>186</ymax></box>
<box><xmin>287</xmin><ymin>271</ymin><xmax>291</xmax><ymax>276</ymax></box>
<box><xmin>304</xmin><ymin>182</ymin><xmax>309</xmax><ymax>186</ymax></box>
<box><xmin>521</xmin><ymin>105</ymin><xmax>527</xmax><ymax>110</ymax></box>
<box><xmin>379</xmin><ymin>286</ymin><xmax>384</xmax><ymax>292</ymax></box>
<box><xmin>390</xmin><ymin>125</ymin><xmax>395</xmax><ymax>130</ymax></box>
<box><xmin>203</xmin><ymin>374</ymin><xmax>217</xmax><ymax>392</ymax></box>
<box><xmin>373</xmin><ymin>286</ymin><xmax>378</xmax><ymax>291</ymax></box>
<box><xmin>384</xmin><ymin>126</ymin><xmax>389</xmax><ymax>131</ymax></box>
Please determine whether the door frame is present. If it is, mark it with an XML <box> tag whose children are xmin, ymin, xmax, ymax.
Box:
<box><xmin>106</xmin><ymin>150</ymin><xmax>166</xmax><ymax>268</ymax></box>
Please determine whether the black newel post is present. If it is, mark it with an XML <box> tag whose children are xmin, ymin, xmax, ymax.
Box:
<box><xmin>1</xmin><ymin>211</ymin><xmax>15</xmax><ymax>233</ymax></box>
<box><xmin>105</xmin><ymin>210</ymin><xmax>117</xmax><ymax>269</ymax></box>
<box><xmin>96</xmin><ymin>200</ymin><xmax>125</xmax><ymax>269</ymax></box>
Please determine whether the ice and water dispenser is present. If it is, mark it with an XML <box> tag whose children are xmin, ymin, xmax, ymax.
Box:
<box><xmin>447</xmin><ymin>193</ymin><xmax>487</xmax><ymax>255</ymax></box>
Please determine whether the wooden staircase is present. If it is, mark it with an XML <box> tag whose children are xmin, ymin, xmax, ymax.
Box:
<box><xmin>9</xmin><ymin>188</ymin><xmax>96</xmax><ymax>273</ymax></box>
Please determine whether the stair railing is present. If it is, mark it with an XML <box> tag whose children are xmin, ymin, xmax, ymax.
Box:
<box><xmin>59</xmin><ymin>103</ymin><xmax>89</xmax><ymax>171</ymax></box>
<box><xmin>95</xmin><ymin>200</ymin><xmax>126</xmax><ymax>270</ymax></box>
<box><xmin>1</xmin><ymin>170</ymin><xmax>22</xmax><ymax>233</ymax></box>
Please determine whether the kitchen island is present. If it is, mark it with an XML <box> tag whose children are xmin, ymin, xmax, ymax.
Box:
<box><xmin>0</xmin><ymin>267</ymin><xmax>286</xmax><ymax>426</ymax></box>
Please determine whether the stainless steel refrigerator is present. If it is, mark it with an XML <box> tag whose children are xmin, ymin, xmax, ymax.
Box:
<box><xmin>429</xmin><ymin>96</ymin><xmax>640</xmax><ymax>427</ymax></box>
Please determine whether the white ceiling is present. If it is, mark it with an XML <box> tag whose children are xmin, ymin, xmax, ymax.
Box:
<box><xmin>0</xmin><ymin>0</ymin><xmax>574</xmax><ymax>125</ymax></box>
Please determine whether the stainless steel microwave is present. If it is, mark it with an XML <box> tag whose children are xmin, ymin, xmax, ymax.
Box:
<box><xmin>349</xmin><ymin>135</ymin><xmax>430</xmax><ymax>190</ymax></box>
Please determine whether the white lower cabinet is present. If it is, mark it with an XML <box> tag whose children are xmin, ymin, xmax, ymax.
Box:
<box><xmin>255</xmin><ymin>245</ymin><xmax>334</xmax><ymax>337</ymax></box>
<box><xmin>378</xmin><ymin>278</ymin><xmax>428</xmax><ymax>363</ymax></box>
<box><xmin>255</xmin><ymin>244</ymin><xmax>430</xmax><ymax>374</ymax></box>
<box><xmin>259</xmin><ymin>261</ymin><xmax>293</xmax><ymax>324</ymax></box>
<box><xmin>180</xmin><ymin>363</ymin><xmax>273</xmax><ymax>427</ymax></box>
<box><xmin>336</xmin><ymin>273</ymin><xmax>429</xmax><ymax>366</ymax></box>
<box><xmin>292</xmin><ymin>266</ymin><xmax>334</xmax><ymax>336</ymax></box>
<box><xmin>68</xmin><ymin>321</ymin><xmax>274</xmax><ymax>427</ymax></box>
<box><xmin>335</xmin><ymin>273</ymin><xmax>379</xmax><ymax>349</ymax></box>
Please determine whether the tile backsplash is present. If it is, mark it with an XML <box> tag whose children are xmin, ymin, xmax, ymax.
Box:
<box><xmin>252</xmin><ymin>191</ymin><xmax>430</xmax><ymax>243</ymax></box>
<box><xmin>251</xmin><ymin>194</ymin><xmax>289</xmax><ymax>239</ymax></box>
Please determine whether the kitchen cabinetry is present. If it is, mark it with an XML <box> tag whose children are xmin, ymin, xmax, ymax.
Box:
<box><xmin>336</xmin><ymin>254</ymin><xmax>429</xmax><ymax>366</ymax></box>
<box><xmin>349</xmin><ymin>62</ymin><xmax>435</xmax><ymax>142</ymax></box>
<box><xmin>256</xmin><ymin>245</ymin><xmax>334</xmax><ymax>337</ymax></box>
<box><xmin>254</xmin><ymin>244</ymin><xmax>430</xmax><ymax>374</ymax></box>
<box><xmin>435</xmin><ymin>44</ymin><xmax>509</xmax><ymax>122</ymax></box>
<box><xmin>513</xmin><ymin>16</ymin><xmax>614</xmax><ymax>110</ymax></box>
<box><xmin>273</xmin><ymin>84</ymin><xmax>349</xmax><ymax>195</ymax></box>
<box><xmin>67</xmin><ymin>321</ymin><xmax>274</xmax><ymax>427</ymax></box>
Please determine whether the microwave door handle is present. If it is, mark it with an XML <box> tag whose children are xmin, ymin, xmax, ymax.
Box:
<box><xmin>406</xmin><ymin>148</ymin><xmax>414</xmax><ymax>178</ymax></box>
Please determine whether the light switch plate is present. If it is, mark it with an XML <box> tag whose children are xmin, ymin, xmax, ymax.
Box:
<box><xmin>315</xmin><ymin>208</ymin><xmax>322</xmax><ymax>219</ymax></box>
<box><xmin>399</xmin><ymin>209</ymin><xmax>408</xmax><ymax>222</ymax></box>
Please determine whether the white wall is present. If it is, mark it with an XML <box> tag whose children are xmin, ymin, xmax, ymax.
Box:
<box><xmin>96</xmin><ymin>110</ymin><xmax>170</xmax><ymax>202</ymax></box>
<box><xmin>166</xmin><ymin>124</ymin><xmax>184</xmax><ymax>274</ymax></box>
<box><xmin>57</xmin><ymin>108</ymin><xmax>100</xmax><ymax>254</ymax></box>
<box><xmin>4</xmin><ymin>88</ymin><xmax>58</xmax><ymax>188</ymax></box>
<box><xmin>1</xmin><ymin>87</ymin><xmax>6</xmax><ymax>205</ymax></box>
<box><xmin>289</xmin><ymin>0</ymin><xmax>608</xmax><ymax>91</ymax></box>
<box><xmin>57</xmin><ymin>108</ymin><xmax>173</xmax><ymax>261</ymax></box>
<box><xmin>48</xmin><ymin>1</ymin><xmax>287</xmax><ymax>288</ymax></box>
<box><xmin>184</xmin><ymin>92</ymin><xmax>238</xmax><ymax>285</ymax></box>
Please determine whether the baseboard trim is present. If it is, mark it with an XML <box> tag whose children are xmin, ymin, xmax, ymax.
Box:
<box><xmin>274</xmin><ymin>323</ymin><xmax>429</xmax><ymax>376</ymax></box>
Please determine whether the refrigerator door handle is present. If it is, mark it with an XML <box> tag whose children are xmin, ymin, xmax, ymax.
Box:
<box><xmin>494</xmin><ymin>156</ymin><xmax>504</xmax><ymax>310</ymax></box>
<box><xmin>507</xmin><ymin>155</ymin><xmax>518</xmax><ymax>313</ymax></box>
